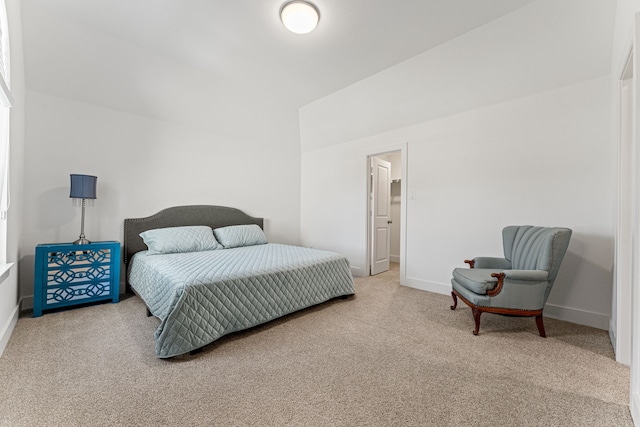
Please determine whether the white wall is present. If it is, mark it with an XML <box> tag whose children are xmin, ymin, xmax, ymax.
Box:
<box><xmin>300</xmin><ymin>0</ymin><xmax>615</xmax><ymax>330</ymax></box>
<box><xmin>19</xmin><ymin>91</ymin><xmax>301</xmax><ymax>304</ymax></box>
<box><xmin>0</xmin><ymin>0</ymin><xmax>25</xmax><ymax>356</ymax></box>
<box><xmin>17</xmin><ymin>0</ymin><xmax>304</xmax><ymax>306</ymax></box>
<box><xmin>302</xmin><ymin>76</ymin><xmax>612</xmax><ymax>329</ymax></box>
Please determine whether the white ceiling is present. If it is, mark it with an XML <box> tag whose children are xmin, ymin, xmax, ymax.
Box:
<box><xmin>21</xmin><ymin>0</ymin><xmax>540</xmax><ymax>109</ymax></box>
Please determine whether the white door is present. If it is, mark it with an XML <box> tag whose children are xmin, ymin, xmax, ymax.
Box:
<box><xmin>370</xmin><ymin>157</ymin><xmax>391</xmax><ymax>275</ymax></box>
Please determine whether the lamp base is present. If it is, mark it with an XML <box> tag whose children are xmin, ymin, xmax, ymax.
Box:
<box><xmin>73</xmin><ymin>237</ymin><xmax>91</xmax><ymax>245</ymax></box>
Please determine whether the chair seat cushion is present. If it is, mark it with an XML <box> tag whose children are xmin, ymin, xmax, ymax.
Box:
<box><xmin>451</xmin><ymin>268</ymin><xmax>500</xmax><ymax>295</ymax></box>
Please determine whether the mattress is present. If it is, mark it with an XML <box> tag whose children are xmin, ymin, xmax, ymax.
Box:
<box><xmin>128</xmin><ymin>243</ymin><xmax>355</xmax><ymax>357</ymax></box>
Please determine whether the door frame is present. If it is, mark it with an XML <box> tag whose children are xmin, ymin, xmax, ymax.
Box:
<box><xmin>365</xmin><ymin>142</ymin><xmax>408</xmax><ymax>283</ymax></box>
<box><xmin>613</xmin><ymin>45</ymin><xmax>633</xmax><ymax>367</ymax></box>
<box><xmin>626</xmin><ymin>12</ymin><xmax>640</xmax><ymax>424</ymax></box>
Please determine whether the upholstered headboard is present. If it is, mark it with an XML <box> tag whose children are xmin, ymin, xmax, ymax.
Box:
<box><xmin>123</xmin><ymin>205</ymin><xmax>263</xmax><ymax>264</ymax></box>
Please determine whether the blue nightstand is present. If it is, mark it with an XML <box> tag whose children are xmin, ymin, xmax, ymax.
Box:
<box><xmin>33</xmin><ymin>241</ymin><xmax>121</xmax><ymax>317</ymax></box>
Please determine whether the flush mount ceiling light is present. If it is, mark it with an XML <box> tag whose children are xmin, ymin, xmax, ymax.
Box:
<box><xmin>280</xmin><ymin>1</ymin><xmax>320</xmax><ymax>34</ymax></box>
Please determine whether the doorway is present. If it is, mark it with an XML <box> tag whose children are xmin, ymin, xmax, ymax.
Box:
<box><xmin>367</xmin><ymin>150</ymin><xmax>403</xmax><ymax>276</ymax></box>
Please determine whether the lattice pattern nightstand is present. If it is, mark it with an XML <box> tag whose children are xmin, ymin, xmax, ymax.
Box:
<box><xmin>33</xmin><ymin>241</ymin><xmax>121</xmax><ymax>317</ymax></box>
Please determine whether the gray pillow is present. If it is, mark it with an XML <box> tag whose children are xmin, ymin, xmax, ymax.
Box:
<box><xmin>140</xmin><ymin>225</ymin><xmax>222</xmax><ymax>255</ymax></box>
<box><xmin>213</xmin><ymin>224</ymin><xmax>268</xmax><ymax>248</ymax></box>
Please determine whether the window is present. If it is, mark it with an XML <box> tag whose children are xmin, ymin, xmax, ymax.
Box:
<box><xmin>0</xmin><ymin>0</ymin><xmax>12</xmax><ymax>265</ymax></box>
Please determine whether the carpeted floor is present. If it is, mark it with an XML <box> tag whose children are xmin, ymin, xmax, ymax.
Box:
<box><xmin>0</xmin><ymin>264</ymin><xmax>632</xmax><ymax>426</ymax></box>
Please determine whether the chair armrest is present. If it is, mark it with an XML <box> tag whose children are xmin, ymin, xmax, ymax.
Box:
<box><xmin>469</xmin><ymin>257</ymin><xmax>511</xmax><ymax>270</ymax></box>
<box><xmin>487</xmin><ymin>270</ymin><xmax>549</xmax><ymax>297</ymax></box>
<box><xmin>503</xmin><ymin>270</ymin><xmax>549</xmax><ymax>282</ymax></box>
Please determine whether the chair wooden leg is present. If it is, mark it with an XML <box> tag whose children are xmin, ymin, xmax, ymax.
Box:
<box><xmin>472</xmin><ymin>307</ymin><xmax>482</xmax><ymax>335</ymax></box>
<box><xmin>535</xmin><ymin>314</ymin><xmax>546</xmax><ymax>338</ymax></box>
<box><xmin>450</xmin><ymin>292</ymin><xmax>458</xmax><ymax>310</ymax></box>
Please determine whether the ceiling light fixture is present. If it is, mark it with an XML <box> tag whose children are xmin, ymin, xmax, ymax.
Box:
<box><xmin>280</xmin><ymin>1</ymin><xmax>320</xmax><ymax>34</ymax></box>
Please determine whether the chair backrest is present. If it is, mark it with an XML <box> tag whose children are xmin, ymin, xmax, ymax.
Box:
<box><xmin>502</xmin><ymin>225</ymin><xmax>572</xmax><ymax>284</ymax></box>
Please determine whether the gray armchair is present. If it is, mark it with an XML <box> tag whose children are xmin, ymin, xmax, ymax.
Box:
<box><xmin>450</xmin><ymin>225</ymin><xmax>572</xmax><ymax>336</ymax></box>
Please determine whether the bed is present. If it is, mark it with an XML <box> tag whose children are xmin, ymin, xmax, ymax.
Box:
<box><xmin>124</xmin><ymin>205</ymin><xmax>355</xmax><ymax>358</ymax></box>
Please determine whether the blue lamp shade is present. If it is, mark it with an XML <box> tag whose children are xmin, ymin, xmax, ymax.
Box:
<box><xmin>69</xmin><ymin>174</ymin><xmax>97</xmax><ymax>199</ymax></box>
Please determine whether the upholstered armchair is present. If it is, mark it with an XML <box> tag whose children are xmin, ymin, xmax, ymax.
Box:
<box><xmin>450</xmin><ymin>225</ymin><xmax>572</xmax><ymax>336</ymax></box>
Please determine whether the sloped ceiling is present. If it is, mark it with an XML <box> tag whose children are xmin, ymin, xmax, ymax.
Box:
<box><xmin>299</xmin><ymin>0</ymin><xmax>617</xmax><ymax>150</ymax></box>
<box><xmin>21</xmin><ymin>0</ymin><xmax>539</xmax><ymax>112</ymax></box>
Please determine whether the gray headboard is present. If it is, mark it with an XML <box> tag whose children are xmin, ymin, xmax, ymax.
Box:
<box><xmin>123</xmin><ymin>205</ymin><xmax>264</xmax><ymax>264</ymax></box>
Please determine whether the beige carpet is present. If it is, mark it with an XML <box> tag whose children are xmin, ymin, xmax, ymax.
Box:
<box><xmin>0</xmin><ymin>265</ymin><xmax>632</xmax><ymax>426</ymax></box>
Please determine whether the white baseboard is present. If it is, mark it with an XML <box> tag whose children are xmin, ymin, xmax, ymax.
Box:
<box><xmin>0</xmin><ymin>303</ymin><xmax>19</xmax><ymax>358</ymax></box>
<box><xmin>21</xmin><ymin>295</ymin><xmax>33</xmax><ymax>310</ymax></box>
<box><xmin>400</xmin><ymin>277</ymin><xmax>610</xmax><ymax>331</ymax></box>
<box><xmin>544</xmin><ymin>303</ymin><xmax>609</xmax><ymax>330</ymax></box>
<box><xmin>401</xmin><ymin>276</ymin><xmax>451</xmax><ymax>295</ymax></box>
<box><xmin>632</xmin><ymin>391</ymin><xmax>640</xmax><ymax>426</ymax></box>
<box><xmin>350</xmin><ymin>266</ymin><xmax>365</xmax><ymax>277</ymax></box>
<box><xmin>390</xmin><ymin>255</ymin><xmax>400</xmax><ymax>263</ymax></box>
<box><xmin>609</xmin><ymin>318</ymin><xmax>617</xmax><ymax>352</ymax></box>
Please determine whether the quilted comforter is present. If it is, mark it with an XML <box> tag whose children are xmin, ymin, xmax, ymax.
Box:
<box><xmin>128</xmin><ymin>243</ymin><xmax>355</xmax><ymax>357</ymax></box>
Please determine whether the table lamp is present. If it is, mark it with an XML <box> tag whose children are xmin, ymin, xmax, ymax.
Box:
<box><xmin>70</xmin><ymin>174</ymin><xmax>97</xmax><ymax>245</ymax></box>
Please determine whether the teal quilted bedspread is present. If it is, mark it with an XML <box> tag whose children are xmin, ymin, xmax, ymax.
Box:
<box><xmin>128</xmin><ymin>243</ymin><xmax>355</xmax><ymax>357</ymax></box>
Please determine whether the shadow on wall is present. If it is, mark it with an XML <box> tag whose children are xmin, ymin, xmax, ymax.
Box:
<box><xmin>37</xmin><ymin>186</ymin><xmax>77</xmax><ymax>243</ymax></box>
<box><xmin>18</xmin><ymin>186</ymin><xmax>75</xmax><ymax>308</ymax></box>
<box><xmin>18</xmin><ymin>254</ymin><xmax>34</xmax><ymax>309</ymax></box>
<box><xmin>550</xmin><ymin>233</ymin><xmax>613</xmax><ymax>312</ymax></box>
